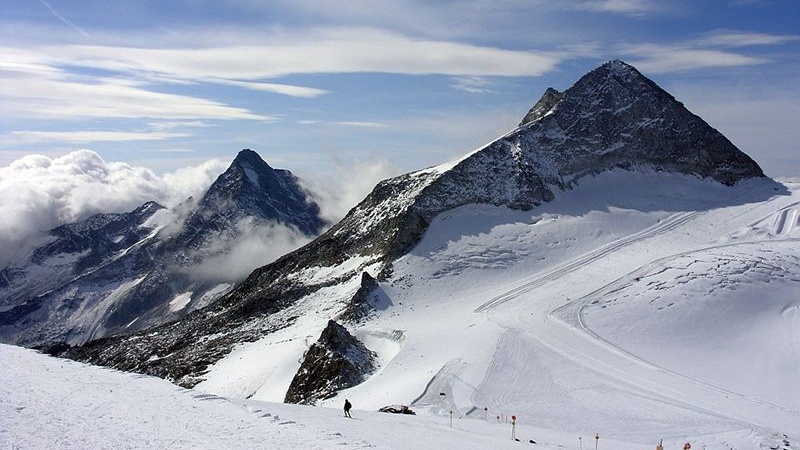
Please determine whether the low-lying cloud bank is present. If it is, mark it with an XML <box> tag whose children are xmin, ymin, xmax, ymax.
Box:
<box><xmin>0</xmin><ymin>150</ymin><xmax>226</xmax><ymax>267</ymax></box>
<box><xmin>0</xmin><ymin>149</ymin><xmax>395</xmax><ymax>270</ymax></box>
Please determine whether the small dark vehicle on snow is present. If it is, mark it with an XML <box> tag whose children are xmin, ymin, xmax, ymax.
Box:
<box><xmin>378</xmin><ymin>405</ymin><xmax>415</xmax><ymax>415</ymax></box>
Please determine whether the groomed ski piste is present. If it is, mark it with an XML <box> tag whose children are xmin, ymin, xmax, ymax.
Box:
<box><xmin>3</xmin><ymin>170</ymin><xmax>799</xmax><ymax>449</ymax></box>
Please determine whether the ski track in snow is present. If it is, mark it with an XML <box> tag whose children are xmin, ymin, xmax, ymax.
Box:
<box><xmin>474</xmin><ymin>209</ymin><xmax>706</xmax><ymax>313</ymax></box>
<box><xmin>553</xmin><ymin>239</ymin><xmax>800</xmax><ymax>423</ymax></box>
<box><xmin>474</xmin><ymin>188</ymin><xmax>800</xmax><ymax>434</ymax></box>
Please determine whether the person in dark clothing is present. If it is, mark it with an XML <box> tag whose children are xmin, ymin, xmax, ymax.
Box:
<box><xmin>343</xmin><ymin>399</ymin><xmax>352</xmax><ymax>418</ymax></box>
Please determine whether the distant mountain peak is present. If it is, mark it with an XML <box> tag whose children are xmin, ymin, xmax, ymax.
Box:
<box><xmin>1</xmin><ymin>149</ymin><xmax>326</xmax><ymax>347</ymax></box>
<box><xmin>182</xmin><ymin>149</ymin><xmax>325</xmax><ymax>241</ymax></box>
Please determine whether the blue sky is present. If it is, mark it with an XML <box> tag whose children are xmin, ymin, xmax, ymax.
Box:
<box><xmin>1</xmin><ymin>0</ymin><xmax>798</xmax><ymax>178</ymax></box>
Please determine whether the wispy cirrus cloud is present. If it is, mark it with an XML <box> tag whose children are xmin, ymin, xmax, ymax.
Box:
<box><xmin>619</xmin><ymin>29</ymin><xmax>797</xmax><ymax>73</ymax></box>
<box><xmin>208</xmin><ymin>79</ymin><xmax>329</xmax><ymax>98</ymax></box>
<box><xmin>0</xmin><ymin>26</ymin><xmax>569</xmax><ymax>128</ymax></box>
<box><xmin>36</xmin><ymin>28</ymin><xmax>564</xmax><ymax>79</ymax></box>
<box><xmin>694</xmin><ymin>30</ymin><xmax>800</xmax><ymax>47</ymax></box>
<box><xmin>621</xmin><ymin>44</ymin><xmax>768</xmax><ymax>73</ymax></box>
<box><xmin>334</xmin><ymin>121</ymin><xmax>389</xmax><ymax>128</ymax></box>
<box><xmin>577</xmin><ymin>0</ymin><xmax>662</xmax><ymax>16</ymax></box>
<box><xmin>0</xmin><ymin>58</ymin><xmax>270</xmax><ymax>121</ymax></box>
<box><xmin>37</xmin><ymin>0</ymin><xmax>91</xmax><ymax>39</ymax></box>
<box><xmin>451</xmin><ymin>76</ymin><xmax>496</xmax><ymax>94</ymax></box>
<box><xmin>10</xmin><ymin>130</ymin><xmax>190</xmax><ymax>144</ymax></box>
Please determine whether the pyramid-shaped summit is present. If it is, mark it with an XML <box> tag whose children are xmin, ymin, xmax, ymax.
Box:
<box><xmin>317</xmin><ymin>60</ymin><xmax>765</xmax><ymax>264</ymax></box>
<box><xmin>517</xmin><ymin>59</ymin><xmax>763</xmax><ymax>185</ymax></box>
<box><xmin>178</xmin><ymin>149</ymin><xmax>325</xmax><ymax>248</ymax></box>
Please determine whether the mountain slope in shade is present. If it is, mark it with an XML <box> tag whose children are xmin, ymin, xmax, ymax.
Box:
<box><xmin>0</xmin><ymin>150</ymin><xmax>325</xmax><ymax>347</ymax></box>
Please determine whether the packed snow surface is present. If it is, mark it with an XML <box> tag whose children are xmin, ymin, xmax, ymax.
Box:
<box><xmin>4</xmin><ymin>171</ymin><xmax>800</xmax><ymax>449</ymax></box>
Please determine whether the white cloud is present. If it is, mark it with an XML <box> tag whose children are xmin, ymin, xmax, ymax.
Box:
<box><xmin>301</xmin><ymin>157</ymin><xmax>399</xmax><ymax>224</ymax></box>
<box><xmin>160</xmin><ymin>158</ymin><xmax>230</xmax><ymax>207</ymax></box>
<box><xmin>578</xmin><ymin>0</ymin><xmax>660</xmax><ymax>16</ymax></box>
<box><xmin>10</xmin><ymin>130</ymin><xmax>190</xmax><ymax>144</ymax></box>
<box><xmin>146</xmin><ymin>121</ymin><xmax>213</xmax><ymax>131</ymax></box>
<box><xmin>620</xmin><ymin>44</ymin><xmax>768</xmax><ymax>73</ymax></box>
<box><xmin>334</xmin><ymin>121</ymin><xmax>389</xmax><ymax>128</ymax></box>
<box><xmin>451</xmin><ymin>76</ymin><xmax>496</xmax><ymax>94</ymax></box>
<box><xmin>185</xmin><ymin>219</ymin><xmax>313</xmax><ymax>283</ymax></box>
<box><xmin>0</xmin><ymin>60</ymin><xmax>270</xmax><ymax>121</ymax></box>
<box><xmin>695</xmin><ymin>30</ymin><xmax>800</xmax><ymax>48</ymax></box>
<box><xmin>0</xmin><ymin>150</ymin><xmax>226</xmax><ymax>267</ymax></box>
<box><xmin>617</xmin><ymin>29</ymin><xmax>798</xmax><ymax>74</ymax></box>
<box><xmin>0</xmin><ymin>26</ymin><xmax>568</xmax><ymax>126</ymax></box>
<box><xmin>208</xmin><ymin>79</ymin><xmax>329</xmax><ymax>98</ymax></box>
<box><xmin>20</xmin><ymin>27</ymin><xmax>564</xmax><ymax>79</ymax></box>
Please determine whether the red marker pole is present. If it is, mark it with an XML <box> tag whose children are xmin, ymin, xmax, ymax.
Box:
<box><xmin>449</xmin><ymin>410</ymin><xmax>453</xmax><ymax>428</ymax></box>
<box><xmin>484</xmin><ymin>406</ymin><xmax>488</xmax><ymax>421</ymax></box>
<box><xmin>595</xmin><ymin>433</ymin><xmax>599</xmax><ymax>450</ymax></box>
<box><xmin>511</xmin><ymin>415</ymin><xmax>517</xmax><ymax>441</ymax></box>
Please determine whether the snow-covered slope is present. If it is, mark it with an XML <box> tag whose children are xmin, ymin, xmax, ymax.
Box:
<box><xmin>1</xmin><ymin>343</ymin><xmax>544</xmax><ymax>450</ymax></box>
<box><xmin>5</xmin><ymin>177</ymin><xmax>798</xmax><ymax>449</ymax></box>
<box><xmin>314</xmin><ymin>173</ymin><xmax>800</xmax><ymax>440</ymax></box>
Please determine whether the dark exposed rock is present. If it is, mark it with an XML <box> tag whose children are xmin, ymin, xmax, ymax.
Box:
<box><xmin>339</xmin><ymin>272</ymin><xmax>392</xmax><ymax>323</ymax></box>
<box><xmin>284</xmin><ymin>320</ymin><xmax>376</xmax><ymax>405</ymax></box>
<box><xmin>519</xmin><ymin>87</ymin><xmax>564</xmax><ymax>126</ymax></box>
<box><xmin>32</xmin><ymin>201</ymin><xmax>164</xmax><ymax>270</ymax></box>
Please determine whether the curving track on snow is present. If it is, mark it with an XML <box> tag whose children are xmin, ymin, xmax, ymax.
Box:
<box><xmin>476</xmin><ymin>194</ymin><xmax>800</xmax><ymax>433</ymax></box>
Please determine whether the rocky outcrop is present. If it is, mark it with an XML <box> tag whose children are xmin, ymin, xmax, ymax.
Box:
<box><xmin>339</xmin><ymin>272</ymin><xmax>390</xmax><ymax>323</ymax></box>
<box><xmin>284</xmin><ymin>320</ymin><xmax>376</xmax><ymax>404</ymax></box>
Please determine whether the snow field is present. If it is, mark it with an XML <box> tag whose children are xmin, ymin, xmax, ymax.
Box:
<box><xmin>330</xmin><ymin>173</ymin><xmax>799</xmax><ymax>446</ymax></box>
<box><xmin>5</xmin><ymin>173</ymin><xmax>799</xmax><ymax>450</ymax></box>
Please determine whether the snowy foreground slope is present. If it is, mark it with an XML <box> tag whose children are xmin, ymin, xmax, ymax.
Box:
<box><xmin>0</xmin><ymin>343</ymin><xmax>545</xmax><ymax>450</ymax></box>
<box><xmin>3</xmin><ymin>173</ymin><xmax>799</xmax><ymax>449</ymax></box>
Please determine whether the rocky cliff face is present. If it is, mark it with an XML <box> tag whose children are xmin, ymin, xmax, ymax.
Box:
<box><xmin>172</xmin><ymin>149</ymin><xmax>324</xmax><ymax>252</ymax></box>
<box><xmin>57</xmin><ymin>60</ymin><xmax>766</xmax><ymax>400</ymax></box>
<box><xmin>0</xmin><ymin>150</ymin><xmax>325</xmax><ymax>347</ymax></box>
<box><xmin>284</xmin><ymin>320</ymin><xmax>376</xmax><ymax>405</ymax></box>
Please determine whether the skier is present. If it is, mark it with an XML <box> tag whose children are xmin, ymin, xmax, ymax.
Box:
<box><xmin>343</xmin><ymin>399</ymin><xmax>352</xmax><ymax>418</ymax></box>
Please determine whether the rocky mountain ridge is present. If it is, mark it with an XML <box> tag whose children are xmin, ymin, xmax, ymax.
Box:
<box><xmin>0</xmin><ymin>150</ymin><xmax>325</xmax><ymax>347</ymax></box>
<box><xmin>57</xmin><ymin>60</ymin><xmax>765</xmax><ymax>404</ymax></box>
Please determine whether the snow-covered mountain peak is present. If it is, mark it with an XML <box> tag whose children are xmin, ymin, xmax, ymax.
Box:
<box><xmin>347</xmin><ymin>61</ymin><xmax>764</xmax><ymax>263</ymax></box>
